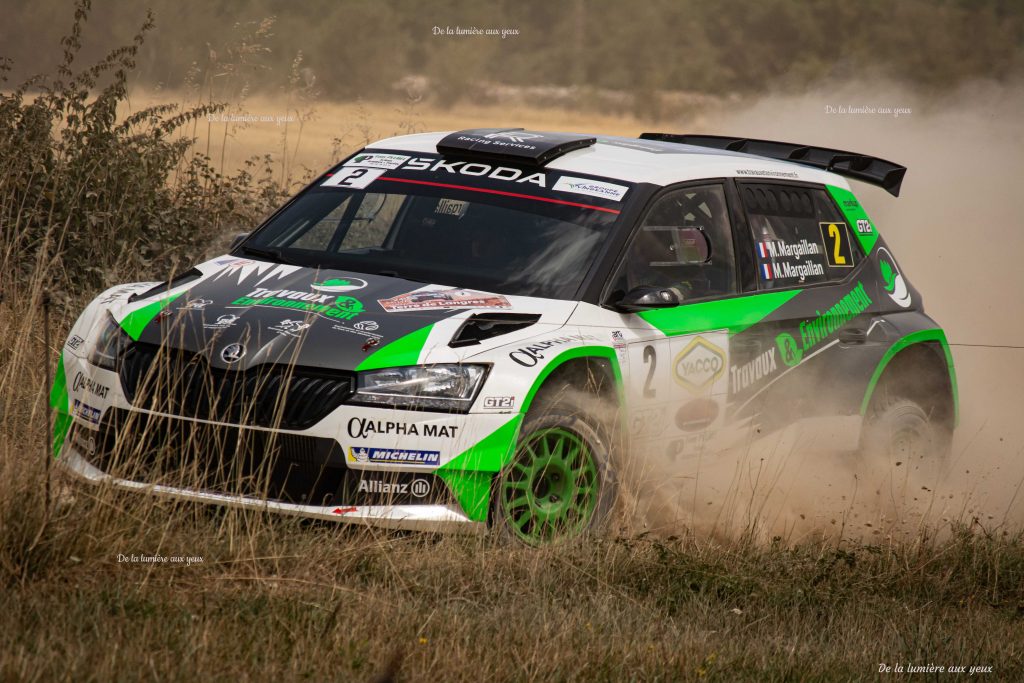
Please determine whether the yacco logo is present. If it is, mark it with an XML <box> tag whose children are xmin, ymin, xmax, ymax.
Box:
<box><xmin>400</xmin><ymin>157</ymin><xmax>546</xmax><ymax>187</ymax></box>
<box><xmin>311</xmin><ymin>277</ymin><xmax>367</xmax><ymax>293</ymax></box>
<box><xmin>673</xmin><ymin>337</ymin><xmax>726</xmax><ymax>393</ymax></box>
<box><xmin>348</xmin><ymin>447</ymin><xmax>441</xmax><ymax>467</ymax></box>
<box><xmin>231</xmin><ymin>287</ymin><xmax>364</xmax><ymax>321</ymax></box>
<box><xmin>876</xmin><ymin>247</ymin><xmax>911</xmax><ymax>308</ymax></box>
<box><xmin>775</xmin><ymin>281</ymin><xmax>873</xmax><ymax>367</ymax></box>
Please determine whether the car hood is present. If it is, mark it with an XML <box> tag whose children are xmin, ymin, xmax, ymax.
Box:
<box><xmin>122</xmin><ymin>256</ymin><xmax>576</xmax><ymax>372</ymax></box>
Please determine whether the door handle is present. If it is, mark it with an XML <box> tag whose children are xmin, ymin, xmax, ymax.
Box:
<box><xmin>838</xmin><ymin>328</ymin><xmax>867</xmax><ymax>344</ymax></box>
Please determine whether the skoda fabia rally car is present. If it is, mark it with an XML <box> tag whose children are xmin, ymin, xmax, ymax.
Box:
<box><xmin>51</xmin><ymin>129</ymin><xmax>957</xmax><ymax>544</ymax></box>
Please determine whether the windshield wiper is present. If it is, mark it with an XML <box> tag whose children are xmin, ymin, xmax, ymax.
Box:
<box><xmin>239</xmin><ymin>245</ymin><xmax>300</xmax><ymax>265</ymax></box>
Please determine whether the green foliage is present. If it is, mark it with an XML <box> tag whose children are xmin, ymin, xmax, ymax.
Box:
<box><xmin>0</xmin><ymin>1</ymin><xmax>288</xmax><ymax>304</ymax></box>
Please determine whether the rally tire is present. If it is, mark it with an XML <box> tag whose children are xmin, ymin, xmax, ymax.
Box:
<box><xmin>491</xmin><ymin>410</ymin><xmax>617</xmax><ymax>546</ymax></box>
<box><xmin>861</xmin><ymin>392</ymin><xmax>951</xmax><ymax>478</ymax></box>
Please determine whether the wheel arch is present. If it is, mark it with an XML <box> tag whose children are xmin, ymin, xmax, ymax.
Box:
<box><xmin>436</xmin><ymin>346</ymin><xmax>622</xmax><ymax>524</ymax></box>
<box><xmin>860</xmin><ymin>329</ymin><xmax>958</xmax><ymax>430</ymax></box>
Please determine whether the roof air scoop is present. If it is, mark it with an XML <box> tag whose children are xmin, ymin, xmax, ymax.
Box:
<box><xmin>438</xmin><ymin>128</ymin><xmax>596</xmax><ymax>166</ymax></box>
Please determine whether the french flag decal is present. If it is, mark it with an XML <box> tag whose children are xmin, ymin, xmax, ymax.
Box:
<box><xmin>757</xmin><ymin>242</ymin><xmax>770</xmax><ymax>259</ymax></box>
<box><xmin>761</xmin><ymin>262</ymin><xmax>773</xmax><ymax>280</ymax></box>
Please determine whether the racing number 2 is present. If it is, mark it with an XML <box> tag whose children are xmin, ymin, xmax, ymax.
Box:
<box><xmin>642</xmin><ymin>345</ymin><xmax>657</xmax><ymax>398</ymax></box>
<box><xmin>819</xmin><ymin>222</ymin><xmax>854</xmax><ymax>268</ymax></box>
<box><xmin>322</xmin><ymin>166</ymin><xmax>385</xmax><ymax>189</ymax></box>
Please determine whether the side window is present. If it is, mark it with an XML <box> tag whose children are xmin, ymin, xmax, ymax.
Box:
<box><xmin>741</xmin><ymin>183</ymin><xmax>862</xmax><ymax>290</ymax></box>
<box><xmin>610</xmin><ymin>184</ymin><xmax>737</xmax><ymax>302</ymax></box>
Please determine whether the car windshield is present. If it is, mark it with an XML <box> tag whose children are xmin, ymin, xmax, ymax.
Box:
<box><xmin>243</xmin><ymin>160</ymin><xmax>629</xmax><ymax>300</ymax></box>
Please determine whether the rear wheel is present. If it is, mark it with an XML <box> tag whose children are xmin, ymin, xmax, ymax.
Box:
<box><xmin>492</xmin><ymin>411</ymin><xmax>615</xmax><ymax>545</ymax></box>
<box><xmin>862</xmin><ymin>391</ymin><xmax>951</xmax><ymax>478</ymax></box>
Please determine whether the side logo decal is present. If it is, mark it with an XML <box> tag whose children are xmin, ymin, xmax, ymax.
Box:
<box><xmin>877</xmin><ymin>247</ymin><xmax>911</xmax><ymax>308</ymax></box>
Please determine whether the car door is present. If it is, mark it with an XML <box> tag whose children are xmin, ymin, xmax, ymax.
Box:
<box><xmin>728</xmin><ymin>180</ymin><xmax>873</xmax><ymax>435</ymax></box>
<box><xmin>605</xmin><ymin>182</ymin><xmax>741</xmax><ymax>463</ymax></box>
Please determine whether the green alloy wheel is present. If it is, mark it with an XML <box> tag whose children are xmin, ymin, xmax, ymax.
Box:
<box><xmin>494</xmin><ymin>413</ymin><xmax>614</xmax><ymax>545</ymax></box>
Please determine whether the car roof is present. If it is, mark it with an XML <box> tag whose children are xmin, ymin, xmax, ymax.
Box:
<box><xmin>366</xmin><ymin>131</ymin><xmax>853</xmax><ymax>190</ymax></box>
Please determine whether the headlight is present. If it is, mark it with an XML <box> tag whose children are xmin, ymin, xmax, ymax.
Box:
<box><xmin>352</xmin><ymin>364</ymin><xmax>488</xmax><ymax>412</ymax></box>
<box><xmin>88</xmin><ymin>312</ymin><xmax>132</xmax><ymax>371</ymax></box>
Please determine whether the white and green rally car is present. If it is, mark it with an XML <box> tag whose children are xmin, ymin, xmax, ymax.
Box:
<box><xmin>51</xmin><ymin>129</ymin><xmax>957</xmax><ymax>544</ymax></box>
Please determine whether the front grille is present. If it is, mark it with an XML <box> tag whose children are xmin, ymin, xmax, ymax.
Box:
<box><xmin>81</xmin><ymin>410</ymin><xmax>454</xmax><ymax>507</ymax></box>
<box><xmin>118</xmin><ymin>342</ymin><xmax>354</xmax><ymax>430</ymax></box>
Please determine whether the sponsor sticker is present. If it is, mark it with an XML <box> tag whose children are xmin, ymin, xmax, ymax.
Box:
<box><xmin>508</xmin><ymin>334</ymin><xmax>599</xmax><ymax>367</ymax></box>
<box><xmin>72</xmin><ymin>399</ymin><xmax>101</xmax><ymax>425</ymax></box>
<box><xmin>552</xmin><ymin>176</ymin><xmax>629</xmax><ymax>202</ymax></box>
<box><xmin>347</xmin><ymin>417</ymin><xmax>459</xmax><ymax>439</ymax></box>
<box><xmin>203</xmin><ymin>314</ymin><xmax>239</xmax><ymax>330</ymax></box>
<box><xmin>483</xmin><ymin>396</ymin><xmax>515</xmax><ymax>409</ymax></box>
<box><xmin>321</xmin><ymin>167</ymin><xmax>386</xmax><ymax>189</ymax></box>
<box><xmin>66</xmin><ymin>335</ymin><xmax>85</xmax><ymax>351</ymax></box>
<box><xmin>736</xmin><ymin>168</ymin><xmax>799</xmax><ymax>179</ymax></box>
<box><xmin>775</xmin><ymin>281</ymin><xmax>873</xmax><ymax>367</ymax></box>
<box><xmin>877</xmin><ymin>248</ymin><xmax>911</xmax><ymax>308</ymax></box>
<box><xmin>311</xmin><ymin>277</ymin><xmax>367</xmax><ymax>293</ymax></box>
<box><xmin>378</xmin><ymin>287</ymin><xmax>510</xmax><ymax>313</ymax></box>
<box><xmin>345</xmin><ymin>153</ymin><xmax>410</xmax><ymax>170</ymax></box>
<box><xmin>231</xmin><ymin>287</ymin><xmax>365</xmax><ymax>321</ymax></box>
<box><xmin>435</xmin><ymin>198</ymin><xmax>468</xmax><ymax>217</ymax></box>
<box><xmin>673</xmin><ymin>337</ymin><xmax>726</xmax><ymax>393</ymax></box>
<box><xmin>331</xmin><ymin>320</ymin><xmax>382</xmax><ymax>339</ymax></box>
<box><xmin>356</xmin><ymin>478</ymin><xmax>431</xmax><ymax>498</ymax></box>
<box><xmin>347</xmin><ymin>447</ymin><xmax>441</xmax><ymax>467</ymax></box>
<box><xmin>729</xmin><ymin>347</ymin><xmax>778</xmax><ymax>395</ymax></box>
<box><xmin>72</xmin><ymin>372</ymin><xmax>110</xmax><ymax>400</ymax></box>
<box><xmin>179</xmin><ymin>298</ymin><xmax>213</xmax><ymax>311</ymax></box>
<box><xmin>269</xmin><ymin>319</ymin><xmax>311</xmax><ymax>338</ymax></box>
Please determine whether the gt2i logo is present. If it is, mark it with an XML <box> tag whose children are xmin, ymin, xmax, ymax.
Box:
<box><xmin>775</xmin><ymin>281</ymin><xmax>873</xmax><ymax>367</ymax></box>
<box><xmin>483</xmin><ymin>396</ymin><xmax>515</xmax><ymax>409</ymax></box>
<box><xmin>673</xmin><ymin>337</ymin><xmax>726</xmax><ymax>394</ymax></box>
<box><xmin>347</xmin><ymin>417</ymin><xmax>459</xmax><ymax>439</ymax></box>
<box><xmin>508</xmin><ymin>334</ymin><xmax>598</xmax><ymax>367</ymax></box>
<box><xmin>855</xmin><ymin>219</ymin><xmax>873</xmax><ymax>235</ymax></box>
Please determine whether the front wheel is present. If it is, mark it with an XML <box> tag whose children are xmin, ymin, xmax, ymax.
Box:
<box><xmin>491</xmin><ymin>412</ymin><xmax>616</xmax><ymax>545</ymax></box>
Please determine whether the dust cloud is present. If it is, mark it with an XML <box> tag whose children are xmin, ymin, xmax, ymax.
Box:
<box><xmin>617</xmin><ymin>81</ymin><xmax>1024</xmax><ymax>542</ymax></box>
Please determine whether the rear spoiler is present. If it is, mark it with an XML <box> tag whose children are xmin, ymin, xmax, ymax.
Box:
<box><xmin>639</xmin><ymin>133</ymin><xmax>907</xmax><ymax>197</ymax></box>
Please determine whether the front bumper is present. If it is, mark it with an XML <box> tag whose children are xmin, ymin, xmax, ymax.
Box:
<box><xmin>60</xmin><ymin>445</ymin><xmax>485</xmax><ymax>533</ymax></box>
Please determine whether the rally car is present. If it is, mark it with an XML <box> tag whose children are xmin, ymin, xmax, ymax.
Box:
<box><xmin>51</xmin><ymin>128</ymin><xmax>957</xmax><ymax>544</ymax></box>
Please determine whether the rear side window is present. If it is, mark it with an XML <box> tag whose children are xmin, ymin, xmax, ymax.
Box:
<box><xmin>741</xmin><ymin>183</ymin><xmax>862</xmax><ymax>290</ymax></box>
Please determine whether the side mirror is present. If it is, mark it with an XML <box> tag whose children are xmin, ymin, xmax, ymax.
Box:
<box><xmin>608</xmin><ymin>286</ymin><xmax>681</xmax><ymax>312</ymax></box>
<box><xmin>230</xmin><ymin>232</ymin><xmax>250</xmax><ymax>251</ymax></box>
